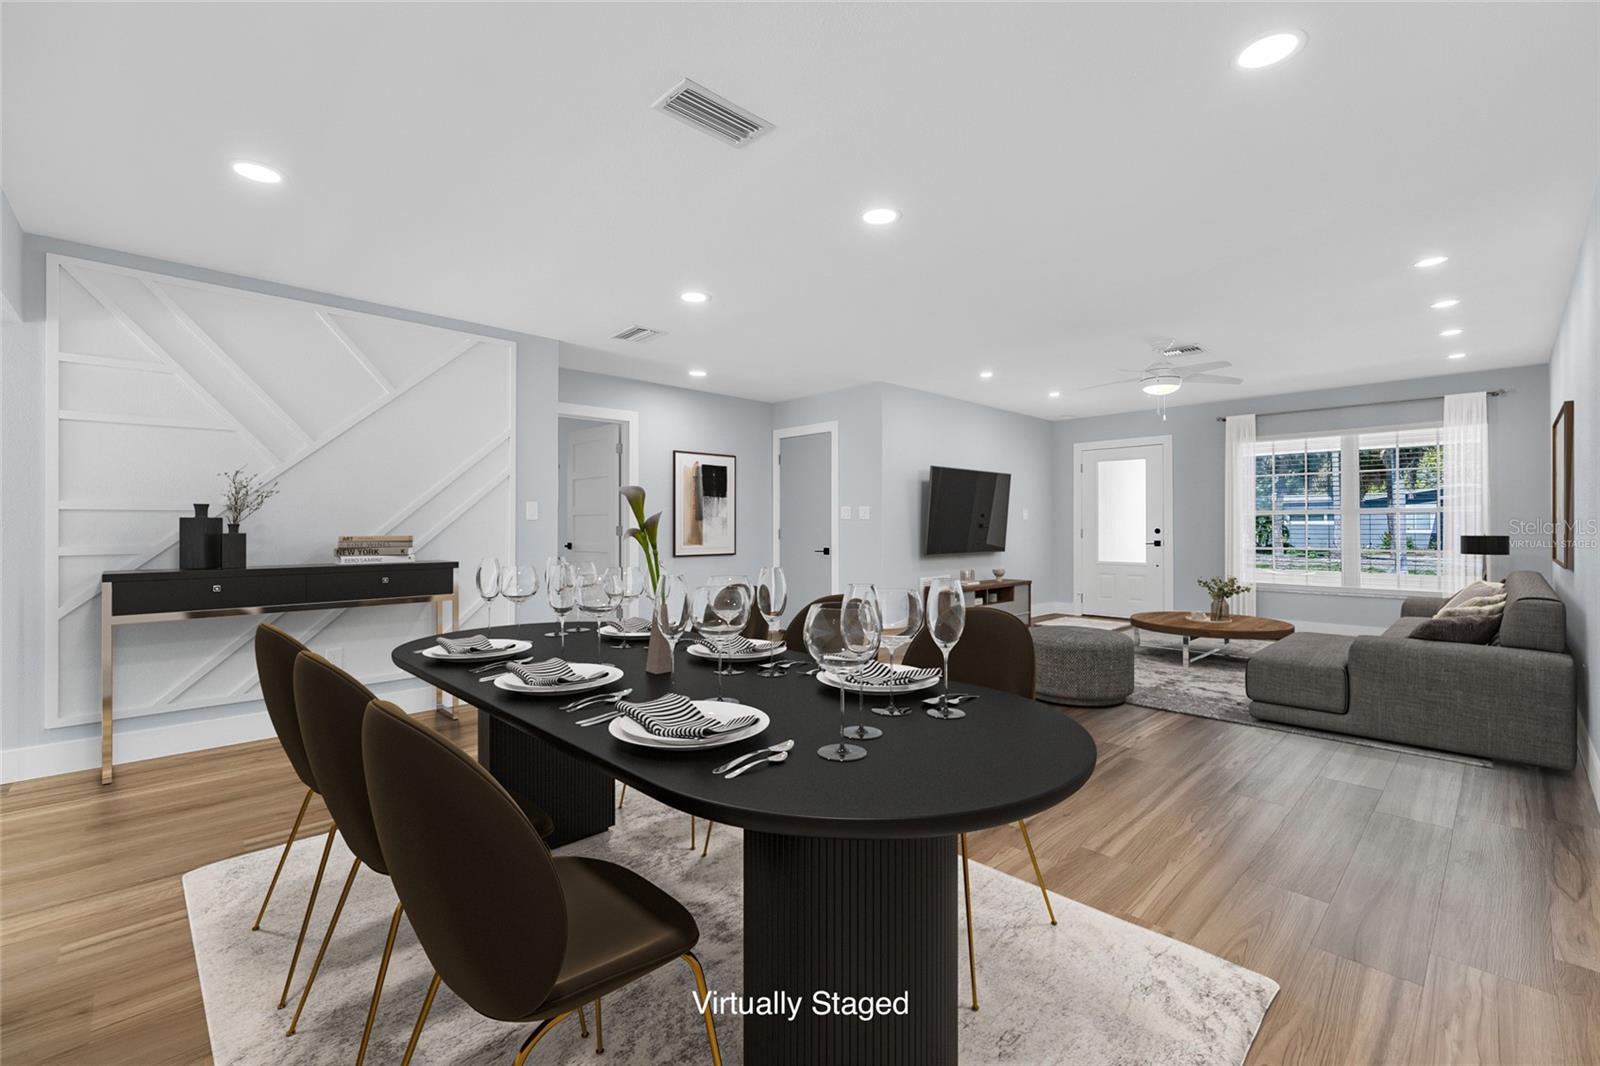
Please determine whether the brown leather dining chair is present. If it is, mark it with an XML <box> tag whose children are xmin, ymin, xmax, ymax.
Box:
<box><xmin>903</xmin><ymin>605</ymin><xmax>1057</xmax><ymax>1011</ymax></box>
<box><xmin>254</xmin><ymin>624</ymin><xmax>338</xmax><ymax>1012</ymax></box>
<box><xmin>288</xmin><ymin>652</ymin><xmax>560</xmax><ymax>1064</ymax></box>
<box><xmin>361</xmin><ymin>699</ymin><xmax>724</xmax><ymax>1066</ymax></box>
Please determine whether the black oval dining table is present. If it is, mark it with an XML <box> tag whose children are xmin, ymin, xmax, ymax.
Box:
<box><xmin>394</xmin><ymin>624</ymin><xmax>1097</xmax><ymax>1066</ymax></box>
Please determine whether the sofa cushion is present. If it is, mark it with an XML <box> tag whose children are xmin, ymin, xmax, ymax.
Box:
<box><xmin>1438</xmin><ymin>580</ymin><xmax>1504</xmax><ymax>613</ymax></box>
<box><xmin>1384</xmin><ymin>616</ymin><xmax>1428</xmax><ymax>639</ymax></box>
<box><xmin>1409</xmin><ymin>612</ymin><xmax>1502</xmax><ymax>644</ymax></box>
<box><xmin>1499</xmin><ymin>571</ymin><xmax>1567</xmax><ymax>653</ymax></box>
<box><xmin>1246</xmin><ymin>632</ymin><xmax>1355</xmax><ymax>714</ymax></box>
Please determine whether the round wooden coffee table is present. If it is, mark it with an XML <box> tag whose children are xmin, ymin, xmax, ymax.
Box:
<box><xmin>1128</xmin><ymin>611</ymin><xmax>1295</xmax><ymax>667</ymax></box>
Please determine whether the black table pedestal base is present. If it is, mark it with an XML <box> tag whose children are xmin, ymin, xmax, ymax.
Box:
<box><xmin>482</xmin><ymin>714</ymin><xmax>614</xmax><ymax>847</ymax></box>
<box><xmin>743</xmin><ymin>832</ymin><xmax>957</xmax><ymax>1065</ymax></box>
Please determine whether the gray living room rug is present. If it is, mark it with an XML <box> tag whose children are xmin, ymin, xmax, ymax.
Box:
<box><xmin>1125</xmin><ymin>632</ymin><xmax>1490</xmax><ymax>766</ymax></box>
<box><xmin>184</xmin><ymin>790</ymin><xmax>1278</xmax><ymax>1066</ymax></box>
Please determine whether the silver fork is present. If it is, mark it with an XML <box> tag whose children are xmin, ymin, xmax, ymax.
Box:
<box><xmin>577</xmin><ymin>709</ymin><xmax>624</xmax><ymax>727</ymax></box>
<box><xmin>562</xmin><ymin>689</ymin><xmax>630</xmax><ymax>713</ymax></box>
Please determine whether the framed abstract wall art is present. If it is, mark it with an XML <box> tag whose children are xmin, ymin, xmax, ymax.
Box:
<box><xmin>673</xmin><ymin>450</ymin><xmax>737</xmax><ymax>556</ymax></box>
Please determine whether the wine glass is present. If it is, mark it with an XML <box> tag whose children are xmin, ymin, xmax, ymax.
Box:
<box><xmin>693</xmin><ymin>582</ymin><xmax>748</xmax><ymax>703</ymax></box>
<box><xmin>841</xmin><ymin>583</ymin><xmax>883</xmax><ymax>740</ymax></box>
<box><xmin>498</xmin><ymin>564</ymin><xmax>540</xmax><ymax>638</ymax></box>
<box><xmin>654</xmin><ymin>574</ymin><xmax>692</xmax><ymax>663</ymax></box>
<box><xmin>707</xmin><ymin>576</ymin><xmax>752</xmax><ymax>677</ymax></box>
<box><xmin>599</xmin><ymin>566</ymin><xmax>626</xmax><ymax>646</ymax></box>
<box><xmin>925</xmin><ymin>576</ymin><xmax>967</xmax><ymax>719</ymax></box>
<box><xmin>803</xmin><ymin>604</ymin><xmax>873</xmax><ymax>762</ymax></box>
<box><xmin>577</xmin><ymin>570</ymin><xmax>612</xmax><ymax>662</ymax></box>
<box><xmin>611</xmin><ymin>565</ymin><xmax>648</xmax><ymax>646</ymax></box>
<box><xmin>475</xmin><ymin>557</ymin><xmax>501</xmax><ymax>627</ymax></box>
<box><xmin>871</xmin><ymin>587</ymin><xmax>924</xmax><ymax>717</ymax></box>
<box><xmin>755</xmin><ymin>566</ymin><xmax>789</xmax><ymax>676</ymax></box>
<box><xmin>545</xmin><ymin>560</ymin><xmax>577</xmax><ymax>645</ymax></box>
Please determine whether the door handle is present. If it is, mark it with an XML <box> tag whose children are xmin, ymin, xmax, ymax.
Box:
<box><xmin>1145</xmin><ymin>540</ymin><xmax>1162</xmax><ymax>547</ymax></box>
<box><xmin>564</xmin><ymin>542</ymin><xmax>574</xmax><ymax>550</ymax></box>
<box><xmin>814</xmin><ymin>547</ymin><xmax>831</xmax><ymax>556</ymax></box>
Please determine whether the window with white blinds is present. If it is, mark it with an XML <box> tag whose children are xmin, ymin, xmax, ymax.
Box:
<box><xmin>1250</xmin><ymin>426</ymin><xmax>1446</xmax><ymax>593</ymax></box>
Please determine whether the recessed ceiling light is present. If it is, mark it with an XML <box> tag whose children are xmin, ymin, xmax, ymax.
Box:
<box><xmin>1048</xmin><ymin>390</ymin><xmax>1061</xmax><ymax>399</ymax></box>
<box><xmin>680</xmin><ymin>291</ymin><xmax>711</xmax><ymax>304</ymax></box>
<box><xmin>231</xmin><ymin>160</ymin><xmax>282</xmax><ymax>184</ymax></box>
<box><xmin>979</xmin><ymin>370</ymin><xmax>994</xmax><ymax>380</ymax></box>
<box><xmin>1447</xmin><ymin>352</ymin><xmax>1467</xmax><ymax>360</ymax></box>
<box><xmin>1439</xmin><ymin>328</ymin><xmax>1463</xmax><ymax>337</ymax></box>
<box><xmin>1431</xmin><ymin>298</ymin><xmax>1460</xmax><ymax>310</ymax></box>
<box><xmin>1236</xmin><ymin>31</ymin><xmax>1305</xmax><ymax>69</ymax></box>
<box><xmin>688</xmin><ymin>368</ymin><xmax>708</xmax><ymax>377</ymax></box>
<box><xmin>1414</xmin><ymin>255</ymin><xmax>1448</xmax><ymax>269</ymax></box>
<box><xmin>862</xmin><ymin>207</ymin><xmax>900</xmax><ymax>225</ymax></box>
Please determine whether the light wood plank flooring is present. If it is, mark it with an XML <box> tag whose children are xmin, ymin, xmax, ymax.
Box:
<box><xmin>3</xmin><ymin>704</ymin><xmax>1597</xmax><ymax>1064</ymax></box>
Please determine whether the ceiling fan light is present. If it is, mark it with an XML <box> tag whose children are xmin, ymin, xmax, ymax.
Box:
<box><xmin>1142</xmin><ymin>375</ymin><xmax>1182</xmax><ymax>397</ymax></box>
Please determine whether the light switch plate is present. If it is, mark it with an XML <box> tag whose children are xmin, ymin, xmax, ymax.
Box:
<box><xmin>525</xmin><ymin>501</ymin><xmax>539</xmax><ymax>520</ymax></box>
<box><xmin>1023</xmin><ymin>508</ymin><xmax>1030</xmax><ymax>520</ymax></box>
<box><xmin>840</xmin><ymin>506</ymin><xmax>853</xmax><ymax>520</ymax></box>
<box><xmin>857</xmin><ymin>506</ymin><xmax>871</xmax><ymax>521</ymax></box>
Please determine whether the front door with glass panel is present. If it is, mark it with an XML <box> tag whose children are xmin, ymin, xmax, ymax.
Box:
<box><xmin>1080</xmin><ymin>441</ymin><xmax>1169</xmax><ymax>617</ymax></box>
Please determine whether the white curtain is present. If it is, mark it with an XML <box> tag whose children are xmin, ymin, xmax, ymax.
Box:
<box><xmin>1442</xmin><ymin>392</ymin><xmax>1490</xmax><ymax>589</ymax></box>
<box><xmin>1223</xmin><ymin>414</ymin><xmax>1258</xmax><ymax>615</ymax></box>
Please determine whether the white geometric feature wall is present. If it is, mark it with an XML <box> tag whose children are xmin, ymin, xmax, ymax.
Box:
<box><xmin>44</xmin><ymin>255</ymin><xmax>515</xmax><ymax>729</ymax></box>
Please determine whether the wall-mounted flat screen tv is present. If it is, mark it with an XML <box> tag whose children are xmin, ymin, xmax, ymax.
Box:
<box><xmin>924</xmin><ymin>466</ymin><xmax>1011</xmax><ymax>555</ymax></box>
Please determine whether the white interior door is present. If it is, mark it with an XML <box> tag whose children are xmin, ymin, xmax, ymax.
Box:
<box><xmin>777</xmin><ymin>431</ymin><xmax>835</xmax><ymax>613</ymax></box>
<box><xmin>1079</xmin><ymin>441</ymin><xmax>1169</xmax><ymax>617</ymax></box>
<box><xmin>565</xmin><ymin>421</ymin><xmax>621</xmax><ymax>570</ymax></box>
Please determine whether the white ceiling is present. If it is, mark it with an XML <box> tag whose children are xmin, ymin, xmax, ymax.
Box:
<box><xmin>5</xmin><ymin>3</ymin><xmax>1596</xmax><ymax>418</ymax></box>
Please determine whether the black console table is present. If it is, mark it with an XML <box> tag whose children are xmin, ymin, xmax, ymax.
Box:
<box><xmin>98</xmin><ymin>561</ymin><xmax>458</xmax><ymax>784</ymax></box>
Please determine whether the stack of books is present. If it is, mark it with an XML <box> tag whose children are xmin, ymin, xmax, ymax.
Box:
<box><xmin>335</xmin><ymin>535</ymin><xmax>415</xmax><ymax>565</ymax></box>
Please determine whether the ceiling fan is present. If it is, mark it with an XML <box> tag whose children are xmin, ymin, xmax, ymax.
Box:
<box><xmin>1081</xmin><ymin>340</ymin><xmax>1243</xmax><ymax>417</ymax></box>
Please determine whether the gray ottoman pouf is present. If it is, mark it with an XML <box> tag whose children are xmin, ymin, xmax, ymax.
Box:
<box><xmin>1031</xmin><ymin>626</ymin><xmax>1136</xmax><ymax>707</ymax></box>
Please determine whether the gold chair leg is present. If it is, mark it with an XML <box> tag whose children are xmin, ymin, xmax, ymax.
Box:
<box><xmin>401</xmin><ymin>972</ymin><xmax>442</xmax><ymax>1066</ymax></box>
<box><xmin>512</xmin><ymin>1012</ymin><xmax>573</xmax><ymax>1066</ymax></box>
<box><xmin>701</xmin><ymin>821</ymin><xmax>714</xmax><ymax>857</ymax></box>
<box><xmin>354</xmin><ymin>901</ymin><xmax>404</xmax><ymax>1066</ymax></box>
<box><xmin>595</xmin><ymin>997</ymin><xmax>604</xmax><ymax>1053</ymax></box>
<box><xmin>254</xmin><ymin>788</ymin><xmax>313</xmax><ymax>930</ymax></box>
<box><xmin>682</xmin><ymin>952</ymin><xmax>723</xmax><ymax>1066</ymax></box>
<box><xmin>578</xmin><ymin>1004</ymin><xmax>589</xmax><ymax>1038</ymax></box>
<box><xmin>279</xmin><ymin>825</ymin><xmax>337</xmax><ymax>1009</ymax></box>
<box><xmin>286</xmin><ymin>857</ymin><xmax>361</xmax><ymax>1035</ymax></box>
<box><xmin>960</xmin><ymin>832</ymin><xmax>978</xmax><ymax>1011</ymax></box>
<box><xmin>1017</xmin><ymin>819</ymin><xmax>1057</xmax><ymax>925</ymax></box>
<box><xmin>617</xmin><ymin>783</ymin><xmax>628</xmax><ymax>808</ymax></box>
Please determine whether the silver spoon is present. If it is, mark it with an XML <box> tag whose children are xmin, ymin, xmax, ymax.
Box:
<box><xmin>724</xmin><ymin>750</ymin><xmax>789</xmax><ymax>779</ymax></box>
<box><xmin>712</xmin><ymin>739</ymin><xmax>795</xmax><ymax>775</ymax></box>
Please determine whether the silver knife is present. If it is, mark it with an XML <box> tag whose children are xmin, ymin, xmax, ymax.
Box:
<box><xmin>577</xmin><ymin>709</ymin><xmax>624</xmax><ymax>727</ymax></box>
<box><xmin>562</xmin><ymin>688</ymin><xmax>630</xmax><ymax>712</ymax></box>
<box><xmin>713</xmin><ymin>739</ymin><xmax>795</xmax><ymax>775</ymax></box>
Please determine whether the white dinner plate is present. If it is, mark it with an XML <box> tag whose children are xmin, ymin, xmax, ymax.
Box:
<box><xmin>491</xmin><ymin>663</ymin><xmax>623</xmax><ymax>696</ymax></box>
<box><xmin>608</xmin><ymin>703</ymin><xmax>770</xmax><ymax>750</ymax></box>
<box><xmin>816</xmin><ymin>667</ymin><xmax>941</xmax><ymax>695</ymax></box>
<box><xmin>418</xmin><ymin>638</ymin><xmax>533</xmax><ymax>663</ymax></box>
<box><xmin>686</xmin><ymin>642</ymin><xmax>786</xmax><ymax>663</ymax></box>
<box><xmin>598</xmin><ymin>624</ymin><xmax>652</xmax><ymax>641</ymax></box>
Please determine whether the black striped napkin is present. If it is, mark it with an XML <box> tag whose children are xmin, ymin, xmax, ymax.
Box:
<box><xmin>607</xmin><ymin>618</ymin><xmax>652</xmax><ymax>633</ymax></box>
<box><xmin>507</xmin><ymin>658</ymin><xmax>599</xmax><ymax>686</ymax></box>
<box><xmin>849</xmin><ymin>661</ymin><xmax>941</xmax><ymax>687</ymax></box>
<box><xmin>703</xmin><ymin>635</ymin><xmax>784</xmax><ymax>654</ymax></box>
<box><xmin>436</xmin><ymin>634</ymin><xmax>497</xmax><ymax>654</ymax></box>
<box><xmin>618</xmin><ymin>694</ymin><xmax>759</xmax><ymax>739</ymax></box>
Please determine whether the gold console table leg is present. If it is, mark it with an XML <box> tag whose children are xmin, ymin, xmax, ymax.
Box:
<box><xmin>100</xmin><ymin>581</ymin><xmax>115</xmax><ymax>785</ymax></box>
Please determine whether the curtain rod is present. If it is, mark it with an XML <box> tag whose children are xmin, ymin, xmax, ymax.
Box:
<box><xmin>1215</xmin><ymin>389</ymin><xmax>1505</xmax><ymax>422</ymax></box>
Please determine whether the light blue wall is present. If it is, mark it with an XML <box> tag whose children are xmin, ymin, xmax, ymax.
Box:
<box><xmin>1052</xmin><ymin>363</ymin><xmax>1553</xmax><ymax>628</ymax></box>
<box><xmin>557</xmin><ymin>365</ymin><xmax>775</xmax><ymax>591</ymax></box>
<box><xmin>1</xmin><ymin>231</ymin><xmax>559</xmax><ymax>757</ymax></box>
<box><xmin>1548</xmin><ymin>182</ymin><xmax>1599</xmax><ymax>781</ymax></box>
<box><xmin>773</xmin><ymin>385</ymin><xmax>885</xmax><ymax>588</ymax></box>
<box><xmin>2</xmin><ymin>191</ymin><xmax>21</xmax><ymax>314</ymax></box>
<box><xmin>878</xmin><ymin>385</ymin><xmax>1059</xmax><ymax>600</ymax></box>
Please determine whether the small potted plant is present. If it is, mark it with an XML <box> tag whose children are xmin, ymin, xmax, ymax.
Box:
<box><xmin>1197</xmin><ymin>576</ymin><xmax>1251</xmax><ymax>622</ymax></box>
<box><xmin>214</xmin><ymin>468</ymin><xmax>280</xmax><ymax>568</ymax></box>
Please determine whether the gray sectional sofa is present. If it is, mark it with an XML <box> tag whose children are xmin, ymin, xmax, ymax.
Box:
<box><xmin>1246</xmin><ymin>571</ymin><xmax>1575</xmax><ymax>768</ymax></box>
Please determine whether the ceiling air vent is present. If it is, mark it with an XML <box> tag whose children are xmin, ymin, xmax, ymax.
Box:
<box><xmin>1162</xmin><ymin>343</ymin><xmax>1206</xmax><ymax>357</ymax></box>
<box><xmin>653</xmin><ymin>78</ymin><xmax>773</xmax><ymax>148</ymax></box>
<box><xmin>611</xmin><ymin>325</ymin><xmax>665</xmax><ymax>343</ymax></box>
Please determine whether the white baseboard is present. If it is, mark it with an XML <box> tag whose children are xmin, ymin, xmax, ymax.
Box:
<box><xmin>1580</xmin><ymin>714</ymin><xmax>1600</xmax><ymax>819</ymax></box>
<box><xmin>1</xmin><ymin>683</ymin><xmax>439</xmax><ymax>784</ymax></box>
<box><xmin>1034</xmin><ymin>600</ymin><xmax>1076</xmax><ymax>616</ymax></box>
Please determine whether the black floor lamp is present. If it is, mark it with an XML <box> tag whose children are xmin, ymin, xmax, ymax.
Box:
<box><xmin>1460</xmin><ymin>535</ymin><xmax>1510</xmax><ymax>582</ymax></box>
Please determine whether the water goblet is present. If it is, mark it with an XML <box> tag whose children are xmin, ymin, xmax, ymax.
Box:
<box><xmin>925</xmin><ymin>576</ymin><xmax>967</xmax><ymax>719</ymax></box>
<box><xmin>803</xmin><ymin>604</ymin><xmax>870</xmax><ymax>762</ymax></box>
<box><xmin>871</xmin><ymin>587</ymin><xmax>923</xmax><ymax>717</ymax></box>
<box><xmin>546</xmin><ymin>560</ymin><xmax>577</xmax><ymax>645</ymax></box>
<box><xmin>498</xmin><ymin>564</ymin><xmax>540</xmax><ymax>639</ymax></box>
<box><xmin>476</xmin><ymin>557</ymin><xmax>501</xmax><ymax>627</ymax></box>
<box><xmin>841</xmin><ymin>583</ymin><xmax>883</xmax><ymax>740</ymax></box>
<box><xmin>755</xmin><ymin>566</ymin><xmax>789</xmax><ymax>676</ymax></box>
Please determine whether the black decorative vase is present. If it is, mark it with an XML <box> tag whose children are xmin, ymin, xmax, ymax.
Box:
<box><xmin>213</xmin><ymin>524</ymin><xmax>248</xmax><ymax>569</ymax></box>
<box><xmin>178</xmin><ymin>504</ymin><xmax>222</xmax><ymax>569</ymax></box>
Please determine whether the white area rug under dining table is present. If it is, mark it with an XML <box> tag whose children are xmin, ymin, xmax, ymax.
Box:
<box><xmin>184</xmin><ymin>789</ymin><xmax>1277</xmax><ymax>1066</ymax></box>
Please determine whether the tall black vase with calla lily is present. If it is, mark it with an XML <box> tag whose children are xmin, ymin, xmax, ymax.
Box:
<box><xmin>621</xmin><ymin>486</ymin><xmax>675</xmax><ymax>674</ymax></box>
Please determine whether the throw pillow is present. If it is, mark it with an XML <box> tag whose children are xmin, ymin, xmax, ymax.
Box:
<box><xmin>1437</xmin><ymin>580</ymin><xmax>1501</xmax><ymax>613</ymax></box>
<box><xmin>1410</xmin><ymin>613</ymin><xmax>1503</xmax><ymax>644</ymax></box>
<box><xmin>1438</xmin><ymin>594</ymin><xmax>1508</xmax><ymax>618</ymax></box>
